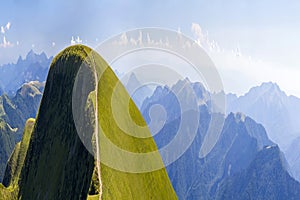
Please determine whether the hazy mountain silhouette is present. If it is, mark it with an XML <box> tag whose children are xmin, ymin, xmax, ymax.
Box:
<box><xmin>0</xmin><ymin>50</ymin><xmax>52</xmax><ymax>95</ymax></box>
<box><xmin>227</xmin><ymin>82</ymin><xmax>300</xmax><ymax>181</ymax></box>
<box><xmin>141</xmin><ymin>79</ymin><xmax>300</xmax><ymax>199</ymax></box>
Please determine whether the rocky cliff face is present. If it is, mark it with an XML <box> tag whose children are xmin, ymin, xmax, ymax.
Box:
<box><xmin>217</xmin><ymin>146</ymin><xmax>300</xmax><ymax>200</ymax></box>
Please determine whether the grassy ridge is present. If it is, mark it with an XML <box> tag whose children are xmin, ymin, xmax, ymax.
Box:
<box><xmin>18</xmin><ymin>46</ymin><xmax>95</xmax><ymax>200</ymax></box>
<box><xmin>12</xmin><ymin>45</ymin><xmax>176</xmax><ymax>199</ymax></box>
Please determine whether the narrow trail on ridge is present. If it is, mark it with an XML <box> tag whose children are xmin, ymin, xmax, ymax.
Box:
<box><xmin>91</xmin><ymin>53</ymin><xmax>103</xmax><ymax>200</ymax></box>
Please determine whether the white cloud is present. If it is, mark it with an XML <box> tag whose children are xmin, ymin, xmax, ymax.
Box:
<box><xmin>191</xmin><ymin>23</ymin><xmax>221</xmax><ymax>52</ymax></box>
<box><xmin>177</xmin><ymin>27</ymin><xmax>181</xmax><ymax>34</ymax></box>
<box><xmin>5</xmin><ymin>22</ymin><xmax>11</xmax><ymax>30</ymax></box>
<box><xmin>95</xmin><ymin>24</ymin><xmax>300</xmax><ymax>97</ymax></box>
<box><xmin>76</xmin><ymin>36</ymin><xmax>82</xmax><ymax>43</ymax></box>
<box><xmin>191</xmin><ymin>23</ymin><xmax>206</xmax><ymax>46</ymax></box>
<box><xmin>71</xmin><ymin>36</ymin><xmax>76</xmax><ymax>45</ymax></box>
<box><xmin>1</xmin><ymin>22</ymin><xmax>12</xmax><ymax>34</ymax></box>
<box><xmin>208</xmin><ymin>42</ymin><xmax>300</xmax><ymax>97</ymax></box>
<box><xmin>189</xmin><ymin>23</ymin><xmax>300</xmax><ymax>97</ymax></box>
<box><xmin>112</xmin><ymin>30</ymin><xmax>174</xmax><ymax>49</ymax></box>
<box><xmin>119</xmin><ymin>33</ymin><xmax>128</xmax><ymax>45</ymax></box>
<box><xmin>52</xmin><ymin>42</ymin><xmax>56</xmax><ymax>47</ymax></box>
<box><xmin>0</xmin><ymin>36</ymin><xmax>13</xmax><ymax>48</ymax></box>
<box><xmin>71</xmin><ymin>36</ymin><xmax>82</xmax><ymax>45</ymax></box>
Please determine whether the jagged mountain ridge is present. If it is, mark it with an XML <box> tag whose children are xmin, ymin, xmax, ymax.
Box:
<box><xmin>226</xmin><ymin>82</ymin><xmax>297</xmax><ymax>148</ymax></box>
<box><xmin>227</xmin><ymin>82</ymin><xmax>300</xmax><ymax>182</ymax></box>
<box><xmin>0</xmin><ymin>50</ymin><xmax>52</xmax><ymax>95</ymax></box>
<box><xmin>141</xmin><ymin>79</ymin><xmax>300</xmax><ymax>199</ymax></box>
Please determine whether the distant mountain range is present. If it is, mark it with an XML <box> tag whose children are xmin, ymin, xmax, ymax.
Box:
<box><xmin>226</xmin><ymin>82</ymin><xmax>300</xmax><ymax>148</ymax></box>
<box><xmin>141</xmin><ymin>79</ymin><xmax>300</xmax><ymax>199</ymax></box>
<box><xmin>226</xmin><ymin>82</ymin><xmax>300</xmax><ymax>182</ymax></box>
<box><xmin>0</xmin><ymin>50</ymin><xmax>52</xmax><ymax>95</ymax></box>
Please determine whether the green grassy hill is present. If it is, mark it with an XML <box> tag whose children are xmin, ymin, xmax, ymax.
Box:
<box><xmin>0</xmin><ymin>45</ymin><xmax>177</xmax><ymax>199</ymax></box>
<box><xmin>17</xmin><ymin>46</ymin><xmax>97</xmax><ymax>200</ymax></box>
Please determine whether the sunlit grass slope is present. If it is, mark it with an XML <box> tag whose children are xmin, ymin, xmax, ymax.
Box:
<box><xmin>91</xmin><ymin>55</ymin><xmax>178</xmax><ymax>199</ymax></box>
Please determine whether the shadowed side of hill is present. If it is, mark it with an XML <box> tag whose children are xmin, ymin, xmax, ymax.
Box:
<box><xmin>16</xmin><ymin>45</ymin><xmax>177</xmax><ymax>200</ymax></box>
<box><xmin>18</xmin><ymin>46</ymin><xmax>95</xmax><ymax>200</ymax></box>
<box><xmin>3</xmin><ymin>118</ymin><xmax>35</xmax><ymax>188</ymax></box>
<box><xmin>0</xmin><ymin>119</ymin><xmax>36</xmax><ymax>199</ymax></box>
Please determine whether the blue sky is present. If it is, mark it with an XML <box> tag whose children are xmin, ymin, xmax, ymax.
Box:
<box><xmin>1</xmin><ymin>0</ymin><xmax>300</xmax><ymax>96</ymax></box>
